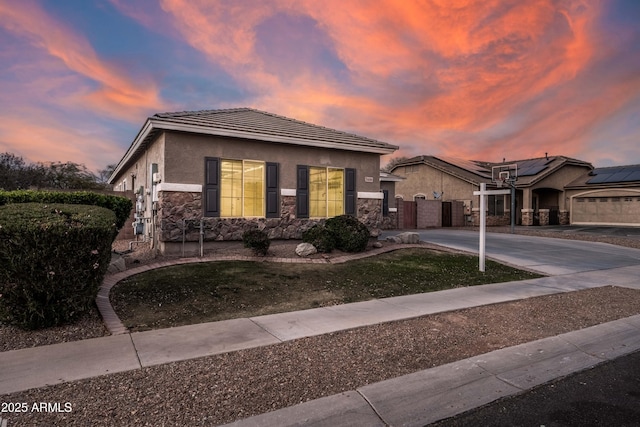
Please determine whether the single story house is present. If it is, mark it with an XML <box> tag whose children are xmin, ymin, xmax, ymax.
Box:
<box><xmin>391</xmin><ymin>155</ymin><xmax>593</xmax><ymax>227</ymax></box>
<box><xmin>564</xmin><ymin>164</ymin><xmax>640</xmax><ymax>226</ymax></box>
<box><xmin>108</xmin><ymin>108</ymin><xmax>398</xmax><ymax>254</ymax></box>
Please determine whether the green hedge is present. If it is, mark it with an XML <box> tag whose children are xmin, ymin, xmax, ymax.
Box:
<box><xmin>242</xmin><ymin>229</ymin><xmax>271</xmax><ymax>256</ymax></box>
<box><xmin>0</xmin><ymin>190</ymin><xmax>132</xmax><ymax>230</ymax></box>
<box><xmin>302</xmin><ymin>215</ymin><xmax>370</xmax><ymax>253</ymax></box>
<box><xmin>0</xmin><ymin>203</ymin><xmax>117</xmax><ymax>329</ymax></box>
<box><xmin>302</xmin><ymin>224</ymin><xmax>336</xmax><ymax>253</ymax></box>
<box><xmin>325</xmin><ymin>215</ymin><xmax>371</xmax><ymax>253</ymax></box>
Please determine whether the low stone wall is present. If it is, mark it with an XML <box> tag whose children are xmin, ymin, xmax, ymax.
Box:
<box><xmin>156</xmin><ymin>191</ymin><xmax>383</xmax><ymax>243</ymax></box>
<box><xmin>471</xmin><ymin>209</ymin><xmax>510</xmax><ymax>226</ymax></box>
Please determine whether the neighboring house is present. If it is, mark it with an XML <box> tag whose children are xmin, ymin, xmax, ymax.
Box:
<box><xmin>391</xmin><ymin>155</ymin><xmax>593</xmax><ymax>227</ymax></box>
<box><xmin>564</xmin><ymin>164</ymin><xmax>640</xmax><ymax>226</ymax></box>
<box><xmin>108</xmin><ymin>108</ymin><xmax>398</xmax><ymax>254</ymax></box>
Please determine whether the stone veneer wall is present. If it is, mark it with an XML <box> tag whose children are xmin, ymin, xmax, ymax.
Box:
<box><xmin>471</xmin><ymin>208</ymin><xmax>511</xmax><ymax>226</ymax></box>
<box><xmin>380</xmin><ymin>211</ymin><xmax>397</xmax><ymax>229</ymax></box>
<box><xmin>156</xmin><ymin>191</ymin><xmax>383</xmax><ymax>243</ymax></box>
<box><xmin>559</xmin><ymin>210</ymin><xmax>570</xmax><ymax>225</ymax></box>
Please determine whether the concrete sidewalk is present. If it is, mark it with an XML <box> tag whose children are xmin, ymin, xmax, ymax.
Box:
<box><xmin>2</xmin><ymin>265</ymin><xmax>640</xmax><ymax>424</ymax></box>
<box><xmin>2</xmin><ymin>231</ymin><xmax>640</xmax><ymax>426</ymax></box>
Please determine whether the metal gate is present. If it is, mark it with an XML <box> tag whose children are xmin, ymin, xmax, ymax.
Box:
<box><xmin>442</xmin><ymin>202</ymin><xmax>452</xmax><ymax>227</ymax></box>
<box><xmin>403</xmin><ymin>201</ymin><xmax>417</xmax><ymax>229</ymax></box>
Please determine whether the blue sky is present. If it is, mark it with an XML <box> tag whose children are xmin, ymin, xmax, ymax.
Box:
<box><xmin>0</xmin><ymin>0</ymin><xmax>638</xmax><ymax>172</ymax></box>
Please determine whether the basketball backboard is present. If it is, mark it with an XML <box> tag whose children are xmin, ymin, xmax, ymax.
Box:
<box><xmin>492</xmin><ymin>164</ymin><xmax>517</xmax><ymax>187</ymax></box>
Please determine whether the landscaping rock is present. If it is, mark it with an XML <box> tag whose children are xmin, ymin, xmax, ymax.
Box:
<box><xmin>373</xmin><ymin>241</ymin><xmax>383</xmax><ymax>248</ymax></box>
<box><xmin>107</xmin><ymin>253</ymin><xmax>127</xmax><ymax>273</ymax></box>
<box><xmin>385</xmin><ymin>236</ymin><xmax>402</xmax><ymax>244</ymax></box>
<box><xmin>295</xmin><ymin>242</ymin><xmax>317</xmax><ymax>257</ymax></box>
<box><xmin>394</xmin><ymin>232</ymin><xmax>421</xmax><ymax>244</ymax></box>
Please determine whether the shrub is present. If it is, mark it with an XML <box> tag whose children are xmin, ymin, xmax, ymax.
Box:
<box><xmin>0</xmin><ymin>203</ymin><xmax>118</xmax><ymax>330</ymax></box>
<box><xmin>0</xmin><ymin>190</ymin><xmax>132</xmax><ymax>230</ymax></box>
<box><xmin>242</xmin><ymin>229</ymin><xmax>271</xmax><ymax>256</ymax></box>
<box><xmin>325</xmin><ymin>215</ymin><xmax>370</xmax><ymax>253</ymax></box>
<box><xmin>302</xmin><ymin>224</ymin><xmax>336</xmax><ymax>253</ymax></box>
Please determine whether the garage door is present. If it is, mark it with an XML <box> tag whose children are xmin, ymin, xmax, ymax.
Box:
<box><xmin>572</xmin><ymin>196</ymin><xmax>640</xmax><ymax>225</ymax></box>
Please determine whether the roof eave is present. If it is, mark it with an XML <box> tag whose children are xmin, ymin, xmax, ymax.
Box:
<box><xmin>107</xmin><ymin>118</ymin><xmax>154</xmax><ymax>184</ymax></box>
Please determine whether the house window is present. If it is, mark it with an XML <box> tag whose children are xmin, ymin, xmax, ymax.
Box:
<box><xmin>220</xmin><ymin>160</ymin><xmax>264</xmax><ymax>217</ymax></box>
<box><xmin>204</xmin><ymin>157</ymin><xmax>279</xmax><ymax>218</ymax></box>
<box><xmin>310</xmin><ymin>167</ymin><xmax>344</xmax><ymax>217</ymax></box>
<box><xmin>296</xmin><ymin>165</ymin><xmax>356</xmax><ymax>218</ymax></box>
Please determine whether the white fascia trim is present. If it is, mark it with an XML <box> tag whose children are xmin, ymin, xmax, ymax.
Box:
<box><xmin>358</xmin><ymin>191</ymin><xmax>384</xmax><ymax>199</ymax></box>
<box><xmin>157</xmin><ymin>183</ymin><xmax>202</xmax><ymax>192</ymax></box>
<box><xmin>109</xmin><ymin>119</ymin><xmax>154</xmax><ymax>184</ymax></box>
<box><xmin>153</xmin><ymin>121</ymin><xmax>398</xmax><ymax>154</ymax></box>
<box><xmin>281</xmin><ymin>188</ymin><xmax>296</xmax><ymax>196</ymax></box>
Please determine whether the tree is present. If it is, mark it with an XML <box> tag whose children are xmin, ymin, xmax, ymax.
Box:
<box><xmin>0</xmin><ymin>152</ymin><xmax>109</xmax><ymax>190</ymax></box>
<box><xmin>97</xmin><ymin>164</ymin><xmax>116</xmax><ymax>184</ymax></box>
<box><xmin>382</xmin><ymin>156</ymin><xmax>408</xmax><ymax>172</ymax></box>
<box><xmin>42</xmin><ymin>161</ymin><xmax>103</xmax><ymax>190</ymax></box>
<box><xmin>0</xmin><ymin>152</ymin><xmax>45</xmax><ymax>190</ymax></box>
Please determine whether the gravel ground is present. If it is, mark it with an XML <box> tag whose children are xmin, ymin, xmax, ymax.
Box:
<box><xmin>2</xmin><ymin>227</ymin><xmax>640</xmax><ymax>426</ymax></box>
<box><xmin>3</xmin><ymin>286</ymin><xmax>640</xmax><ymax>426</ymax></box>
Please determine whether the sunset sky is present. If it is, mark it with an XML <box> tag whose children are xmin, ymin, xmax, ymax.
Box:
<box><xmin>1</xmin><ymin>0</ymin><xmax>639</xmax><ymax>173</ymax></box>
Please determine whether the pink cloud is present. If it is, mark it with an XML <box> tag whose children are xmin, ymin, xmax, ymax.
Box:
<box><xmin>0</xmin><ymin>0</ymin><xmax>165</xmax><ymax>120</ymax></box>
<box><xmin>0</xmin><ymin>110</ymin><xmax>124</xmax><ymax>172</ymax></box>
<box><xmin>151</xmin><ymin>0</ymin><xmax>614</xmax><ymax>162</ymax></box>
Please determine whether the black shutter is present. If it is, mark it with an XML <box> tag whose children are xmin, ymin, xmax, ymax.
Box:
<box><xmin>265</xmin><ymin>162</ymin><xmax>279</xmax><ymax>218</ymax></box>
<box><xmin>345</xmin><ymin>168</ymin><xmax>356</xmax><ymax>215</ymax></box>
<box><xmin>204</xmin><ymin>157</ymin><xmax>220</xmax><ymax>217</ymax></box>
<box><xmin>382</xmin><ymin>189</ymin><xmax>389</xmax><ymax>216</ymax></box>
<box><xmin>296</xmin><ymin>165</ymin><xmax>309</xmax><ymax>218</ymax></box>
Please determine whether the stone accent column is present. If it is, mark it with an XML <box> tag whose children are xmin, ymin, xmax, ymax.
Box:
<box><xmin>357</xmin><ymin>197</ymin><xmax>382</xmax><ymax>237</ymax></box>
<box><xmin>559</xmin><ymin>210</ymin><xmax>570</xmax><ymax>225</ymax></box>
<box><xmin>538</xmin><ymin>209</ymin><xmax>550</xmax><ymax>226</ymax></box>
<box><xmin>521</xmin><ymin>208</ymin><xmax>534</xmax><ymax>226</ymax></box>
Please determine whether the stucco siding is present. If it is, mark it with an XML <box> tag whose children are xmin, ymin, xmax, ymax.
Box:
<box><xmin>163</xmin><ymin>131</ymin><xmax>381</xmax><ymax>192</ymax></box>
<box><xmin>394</xmin><ymin>163</ymin><xmax>478</xmax><ymax>202</ymax></box>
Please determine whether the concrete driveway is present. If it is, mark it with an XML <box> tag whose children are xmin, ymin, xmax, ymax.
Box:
<box><xmin>381</xmin><ymin>229</ymin><xmax>640</xmax><ymax>275</ymax></box>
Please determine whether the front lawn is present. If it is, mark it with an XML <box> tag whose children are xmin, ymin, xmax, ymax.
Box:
<box><xmin>110</xmin><ymin>248</ymin><xmax>541</xmax><ymax>331</ymax></box>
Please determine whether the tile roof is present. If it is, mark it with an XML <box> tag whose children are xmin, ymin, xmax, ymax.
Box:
<box><xmin>109</xmin><ymin>108</ymin><xmax>398</xmax><ymax>183</ymax></box>
<box><xmin>391</xmin><ymin>155</ymin><xmax>593</xmax><ymax>187</ymax></box>
<box><xmin>152</xmin><ymin>108</ymin><xmax>398</xmax><ymax>152</ymax></box>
